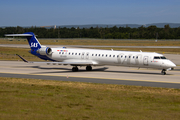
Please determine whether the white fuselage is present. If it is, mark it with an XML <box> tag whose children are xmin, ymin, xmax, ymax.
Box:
<box><xmin>48</xmin><ymin>48</ymin><xmax>176</xmax><ymax>70</ymax></box>
<box><xmin>5</xmin><ymin>32</ymin><xmax>176</xmax><ymax>74</ymax></box>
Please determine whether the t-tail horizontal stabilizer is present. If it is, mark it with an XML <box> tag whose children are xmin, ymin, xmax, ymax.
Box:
<box><xmin>5</xmin><ymin>34</ymin><xmax>33</xmax><ymax>37</ymax></box>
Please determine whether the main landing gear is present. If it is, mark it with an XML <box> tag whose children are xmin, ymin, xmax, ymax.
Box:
<box><xmin>72</xmin><ymin>66</ymin><xmax>92</xmax><ymax>72</ymax></box>
<box><xmin>161</xmin><ymin>69</ymin><xmax>166</xmax><ymax>75</ymax></box>
<box><xmin>72</xmin><ymin>66</ymin><xmax>78</xmax><ymax>72</ymax></box>
<box><xmin>86</xmin><ymin>66</ymin><xmax>92</xmax><ymax>71</ymax></box>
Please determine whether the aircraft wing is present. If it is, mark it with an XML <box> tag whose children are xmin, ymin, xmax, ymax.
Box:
<box><xmin>17</xmin><ymin>54</ymin><xmax>98</xmax><ymax>66</ymax></box>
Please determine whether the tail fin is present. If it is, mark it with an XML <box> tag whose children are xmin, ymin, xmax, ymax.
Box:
<box><xmin>24</xmin><ymin>32</ymin><xmax>42</xmax><ymax>51</ymax></box>
<box><xmin>5</xmin><ymin>32</ymin><xmax>42</xmax><ymax>53</ymax></box>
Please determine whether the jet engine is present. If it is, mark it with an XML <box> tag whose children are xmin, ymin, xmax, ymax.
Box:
<box><xmin>37</xmin><ymin>47</ymin><xmax>52</xmax><ymax>55</ymax></box>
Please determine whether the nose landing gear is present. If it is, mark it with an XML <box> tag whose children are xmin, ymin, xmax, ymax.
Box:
<box><xmin>161</xmin><ymin>69</ymin><xmax>166</xmax><ymax>75</ymax></box>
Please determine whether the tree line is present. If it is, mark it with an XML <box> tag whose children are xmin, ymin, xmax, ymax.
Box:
<box><xmin>1</xmin><ymin>24</ymin><xmax>180</xmax><ymax>39</ymax></box>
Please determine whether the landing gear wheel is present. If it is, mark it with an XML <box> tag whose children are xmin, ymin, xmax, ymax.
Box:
<box><xmin>86</xmin><ymin>66</ymin><xmax>92</xmax><ymax>71</ymax></box>
<box><xmin>161</xmin><ymin>69</ymin><xmax>166</xmax><ymax>75</ymax></box>
<box><xmin>72</xmin><ymin>66</ymin><xmax>78</xmax><ymax>72</ymax></box>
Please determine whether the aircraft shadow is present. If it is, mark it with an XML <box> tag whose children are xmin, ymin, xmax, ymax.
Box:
<box><xmin>13</xmin><ymin>65</ymin><xmax>71</xmax><ymax>71</ymax></box>
<box><xmin>103</xmin><ymin>70</ymin><xmax>161</xmax><ymax>75</ymax></box>
<box><xmin>30</xmin><ymin>67</ymin><xmax>109</xmax><ymax>74</ymax></box>
<box><xmin>14</xmin><ymin>65</ymin><xmax>171</xmax><ymax>75</ymax></box>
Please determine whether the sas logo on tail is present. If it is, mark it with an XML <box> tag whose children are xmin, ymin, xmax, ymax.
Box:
<box><xmin>31</xmin><ymin>43</ymin><xmax>38</xmax><ymax>47</ymax></box>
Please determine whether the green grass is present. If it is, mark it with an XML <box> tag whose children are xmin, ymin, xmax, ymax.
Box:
<box><xmin>0</xmin><ymin>47</ymin><xmax>43</xmax><ymax>61</ymax></box>
<box><xmin>0</xmin><ymin>77</ymin><xmax>180</xmax><ymax>120</ymax></box>
<box><xmin>1</xmin><ymin>38</ymin><xmax>180</xmax><ymax>46</ymax></box>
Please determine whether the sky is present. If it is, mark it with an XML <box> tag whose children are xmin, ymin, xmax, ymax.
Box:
<box><xmin>0</xmin><ymin>0</ymin><xmax>180</xmax><ymax>26</ymax></box>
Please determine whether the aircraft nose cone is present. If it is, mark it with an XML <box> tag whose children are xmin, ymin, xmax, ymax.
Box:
<box><xmin>172</xmin><ymin>63</ymin><xmax>176</xmax><ymax>67</ymax></box>
<box><xmin>168</xmin><ymin>61</ymin><xmax>176</xmax><ymax>68</ymax></box>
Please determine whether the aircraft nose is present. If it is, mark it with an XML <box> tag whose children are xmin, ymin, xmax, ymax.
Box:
<box><xmin>167</xmin><ymin>61</ymin><xmax>176</xmax><ymax>68</ymax></box>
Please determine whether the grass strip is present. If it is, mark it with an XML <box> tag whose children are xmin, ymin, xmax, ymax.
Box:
<box><xmin>1</xmin><ymin>38</ymin><xmax>180</xmax><ymax>46</ymax></box>
<box><xmin>0</xmin><ymin>77</ymin><xmax>180</xmax><ymax>120</ymax></box>
<box><xmin>0</xmin><ymin>47</ymin><xmax>43</xmax><ymax>61</ymax></box>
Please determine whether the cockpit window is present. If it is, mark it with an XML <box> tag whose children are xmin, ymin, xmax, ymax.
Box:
<box><xmin>154</xmin><ymin>56</ymin><xmax>160</xmax><ymax>59</ymax></box>
<box><xmin>154</xmin><ymin>56</ymin><xmax>167</xmax><ymax>59</ymax></box>
<box><xmin>160</xmin><ymin>56</ymin><xmax>166</xmax><ymax>59</ymax></box>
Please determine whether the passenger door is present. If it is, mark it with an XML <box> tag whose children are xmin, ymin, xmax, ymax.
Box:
<box><xmin>143</xmin><ymin>56</ymin><xmax>148</xmax><ymax>66</ymax></box>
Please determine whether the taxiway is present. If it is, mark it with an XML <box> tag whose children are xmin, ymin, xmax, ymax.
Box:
<box><xmin>0</xmin><ymin>53</ymin><xmax>180</xmax><ymax>88</ymax></box>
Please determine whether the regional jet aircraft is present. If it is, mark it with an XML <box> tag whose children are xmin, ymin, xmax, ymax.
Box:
<box><xmin>5</xmin><ymin>32</ymin><xmax>176</xmax><ymax>75</ymax></box>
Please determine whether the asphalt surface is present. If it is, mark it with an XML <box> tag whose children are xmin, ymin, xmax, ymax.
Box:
<box><xmin>0</xmin><ymin>56</ymin><xmax>180</xmax><ymax>88</ymax></box>
<box><xmin>0</xmin><ymin>72</ymin><xmax>180</xmax><ymax>88</ymax></box>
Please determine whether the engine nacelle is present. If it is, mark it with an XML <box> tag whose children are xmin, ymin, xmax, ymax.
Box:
<box><xmin>37</xmin><ymin>47</ymin><xmax>52</xmax><ymax>55</ymax></box>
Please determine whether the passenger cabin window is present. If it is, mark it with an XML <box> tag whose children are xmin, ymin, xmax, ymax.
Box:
<box><xmin>69</xmin><ymin>52</ymin><xmax>70</xmax><ymax>55</ymax></box>
<box><xmin>117</xmin><ymin>55</ymin><xmax>119</xmax><ymax>58</ymax></box>
<box><xmin>92</xmin><ymin>54</ymin><xmax>94</xmax><ymax>56</ymax></box>
<box><xmin>79</xmin><ymin>53</ymin><xmax>81</xmax><ymax>55</ymax></box>
<box><xmin>109</xmin><ymin>55</ymin><xmax>111</xmax><ymax>57</ymax></box>
<box><xmin>106</xmin><ymin>55</ymin><xmax>108</xmax><ymax>57</ymax></box>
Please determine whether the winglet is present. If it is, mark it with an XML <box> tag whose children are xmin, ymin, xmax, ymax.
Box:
<box><xmin>16</xmin><ymin>54</ymin><xmax>29</xmax><ymax>63</ymax></box>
